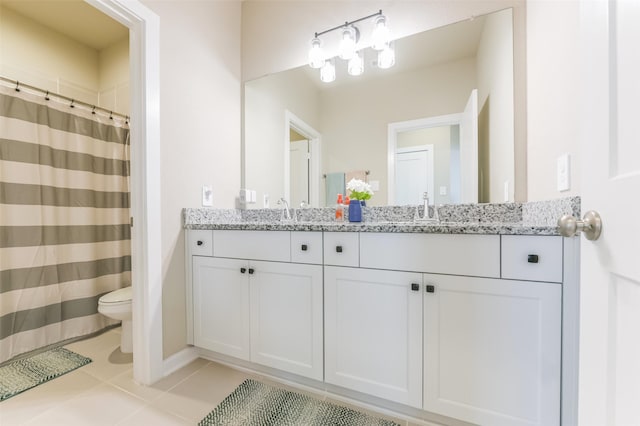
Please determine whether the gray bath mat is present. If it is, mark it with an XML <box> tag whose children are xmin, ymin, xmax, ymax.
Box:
<box><xmin>0</xmin><ymin>347</ymin><xmax>92</xmax><ymax>401</ymax></box>
<box><xmin>199</xmin><ymin>379</ymin><xmax>401</xmax><ymax>426</ymax></box>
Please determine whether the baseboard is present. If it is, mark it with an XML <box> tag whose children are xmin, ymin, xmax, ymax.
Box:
<box><xmin>162</xmin><ymin>345</ymin><xmax>199</xmax><ymax>377</ymax></box>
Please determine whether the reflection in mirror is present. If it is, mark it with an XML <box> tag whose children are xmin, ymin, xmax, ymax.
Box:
<box><xmin>244</xmin><ymin>8</ymin><xmax>514</xmax><ymax>207</ymax></box>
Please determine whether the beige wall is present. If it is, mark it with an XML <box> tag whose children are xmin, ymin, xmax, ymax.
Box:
<box><xmin>242</xmin><ymin>0</ymin><xmax>527</xmax><ymax>201</ymax></box>
<box><xmin>0</xmin><ymin>6</ymin><xmax>128</xmax><ymax>113</ymax></box>
<box><xmin>477</xmin><ymin>8</ymin><xmax>514</xmax><ymax>203</ymax></box>
<box><xmin>98</xmin><ymin>37</ymin><xmax>130</xmax><ymax>115</ymax></box>
<box><xmin>526</xmin><ymin>0</ymin><xmax>580</xmax><ymax>201</ymax></box>
<box><xmin>244</xmin><ymin>68</ymin><xmax>321</xmax><ymax>208</ymax></box>
<box><xmin>139</xmin><ymin>0</ymin><xmax>242</xmax><ymax>358</ymax></box>
<box><xmin>0</xmin><ymin>6</ymin><xmax>100</xmax><ymax>104</ymax></box>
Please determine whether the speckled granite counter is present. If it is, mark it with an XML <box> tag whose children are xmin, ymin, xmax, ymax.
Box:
<box><xmin>183</xmin><ymin>196</ymin><xmax>580</xmax><ymax>236</ymax></box>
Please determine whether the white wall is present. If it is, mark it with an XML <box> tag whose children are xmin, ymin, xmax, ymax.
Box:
<box><xmin>320</xmin><ymin>57</ymin><xmax>476</xmax><ymax>206</ymax></box>
<box><xmin>139</xmin><ymin>0</ymin><xmax>242</xmax><ymax>358</ymax></box>
<box><xmin>241</xmin><ymin>0</ymin><xmax>527</xmax><ymax>201</ymax></box>
<box><xmin>526</xmin><ymin>0</ymin><xmax>580</xmax><ymax>201</ymax></box>
<box><xmin>244</xmin><ymin>69</ymin><xmax>321</xmax><ymax>208</ymax></box>
<box><xmin>477</xmin><ymin>8</ymin><xmax>515</xmax><ymax>203</ymax></box>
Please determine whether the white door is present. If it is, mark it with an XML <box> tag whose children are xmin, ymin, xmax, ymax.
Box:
<box><xmin>579</xmin><ymin>1</ymin><xmax>640</xmax><ymax>425</ymax></box>
<box><xmin>249</xmin><ymin>261</ymin><xmax>323</xmax><ymax>380</ymax></box>
<box><xmin>324</xmin><ymin>266</ymin><xmax>423</xmax><ymax>408</ymax></box>
<box><xmin>192</xmin><ymin>257</ymin><xmax>250</xmax><ymax>360</ymax></box>
<box><xmin>290</xmin><ymin>139</ymin><xmax>309</xmax><ymax>207</ymax></box>
<box><xmin>459</xmin><ymin>89</ymin><xmax>478</xmax><ymax>203</ymax></box>
<box><xmin>423</xmin><ymin>274</ymin><xmax>561</xmax><ymax>426</ymax></box>
<box><xmin>395</xmin><ymin>147</ymin><xmax>434</xmax><ymax>205</ymax></box>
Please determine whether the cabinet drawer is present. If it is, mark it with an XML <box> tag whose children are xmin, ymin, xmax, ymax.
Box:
<box><xmin>189</xmin><ymin>230</ymin><xmax>213</xmax><ymax>256</ymax></box>
<box><xmin>291</xmin><ymin>231</ymin><xmax>323</xmax><ymax>264</ymax></box>
<box><xmin>213</xmin><ymin>230</ymin><xmax>290</xmax><ymax>262</ymax></box>
<box><xmin>360</xmin><ymin>233</ymin><xmax>500</xmax><ymax>278</ymax></box>
<box><xmin>501</xmin><ymin>236</ymin><xmax>563</xmax><ymax>283</ymax></box>
<box><xmin>323</xmin><ymin>232</ymin><xmax>359</xmax><ymax>267</ymax></box>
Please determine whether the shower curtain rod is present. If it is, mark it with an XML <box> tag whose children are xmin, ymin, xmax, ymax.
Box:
<box><xmin>0</xmin><ymin>75</ymin><xmax>129</xmax><ymax>122</ymax></box>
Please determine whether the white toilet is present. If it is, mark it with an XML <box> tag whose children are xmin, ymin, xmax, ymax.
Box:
<box><xmin>98</xmin><ymin>286</ymin><xmax>133</xmax><ymax>353</ymax></box>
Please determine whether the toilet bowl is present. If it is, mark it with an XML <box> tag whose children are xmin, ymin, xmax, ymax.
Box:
<box><xmin>98</xmin><ymin>286</ymin><xmax>133</xmax><ymax>353</ymax></box>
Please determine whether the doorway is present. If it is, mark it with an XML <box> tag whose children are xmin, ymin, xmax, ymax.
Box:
<box><xmin>285</xmin><ymin>110</ymin><xmax>321</xmax><ymax>207</ymax></box>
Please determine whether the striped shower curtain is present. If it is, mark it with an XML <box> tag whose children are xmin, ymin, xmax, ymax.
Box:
<box><xmin>0</xmin><ymin>84</ymin><xmax>131</xmax><ymax>363</ymax></box>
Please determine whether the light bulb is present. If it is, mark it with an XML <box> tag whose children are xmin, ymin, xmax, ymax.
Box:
<box><xmin>339</xmin><ymin>26</ymin><xmax>357</xmax><ymax>60</ymax></box>
<box><xmin>348</xmin><ymin>51</ymin><xmax>364</xmax><ymax>76</ymax></box>
<box><xmin>320</xmin><ymin>58</ymin><xmax>336</xmax><ymax>83</ymax></box>
<box><xmin>371</xmin><ymin>15</ymin><xmax>390</xmax><ymax>50</ymax></box>
<box><xmin>308</xmin><ymin>38</ymin><xmax>324</xmax><ymax>69</ymax></box>
<box><xmin>377</xmin><ymin>42</ymin><xmax>395</xmax><ymax>69</ymax></box>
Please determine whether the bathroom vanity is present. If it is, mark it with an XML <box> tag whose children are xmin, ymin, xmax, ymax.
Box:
<box><xmin>183</xmin><ymin>199</ymin><xmax>580</xmax><ymax>426</ymax></box>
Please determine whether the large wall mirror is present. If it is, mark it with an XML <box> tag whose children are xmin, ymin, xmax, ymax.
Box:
<box><xmin>244</xmin><ymin>8</ymin><xmax>514</xmax><ymax>207</ymax></box>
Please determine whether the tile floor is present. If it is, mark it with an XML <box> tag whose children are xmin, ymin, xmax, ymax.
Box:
<box><xmin>0</xmin><ymin>328</ymin><xmax>430</xmax><ymax>426</ymax></box>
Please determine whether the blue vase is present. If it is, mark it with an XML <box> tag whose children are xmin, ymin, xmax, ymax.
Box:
<box><xmin>349</xmin><ymin>199</ymin><xmax>362</xmax><ymax>222</ymax></box>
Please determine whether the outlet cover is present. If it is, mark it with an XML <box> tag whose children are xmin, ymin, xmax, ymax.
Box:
<box><xmin>557</xmin><ymin>154</ymin><xmax>571</xmax><ymax>192</ymax></box>
<box><xmin>202</xmin><ymin>185</ymin><xmax>213</xmax><ymax>207</ymax></box>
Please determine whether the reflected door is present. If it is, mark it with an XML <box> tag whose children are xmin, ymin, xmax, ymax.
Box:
<box><xmin>395</xmin><ymin>147</ymin><xmax>434</xmax><ymax>205</ymax></box>
<box><xmin>290</xmin><ymin>139</ymin><xmax>309</xmax><ymax>207</ymax></box>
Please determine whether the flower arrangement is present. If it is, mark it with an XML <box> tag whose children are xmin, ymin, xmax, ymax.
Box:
<box><xmin>346</xmin><ymin>178</ymin><xmax>373</xmax><ymax>201</ymax></box>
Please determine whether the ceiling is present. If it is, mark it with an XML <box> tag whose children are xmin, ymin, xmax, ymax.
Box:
<box><xmin>1</xmin><ymin>0</ymin><xmax>128</xmax><ymax>50</ymax></box>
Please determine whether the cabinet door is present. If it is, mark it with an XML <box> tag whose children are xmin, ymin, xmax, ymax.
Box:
<box><xmin>423</xmin><ymin>274</ymin><xmax>561</xmax><ymax>426</ymax></box>
<box><xmin>192</xmin><ymin>256</ymin><xmax>250</xmax><ymax>360</ymax></box>
<box><xmin>324</xmin><ymin>266</ymin><xmax>423</xmax><ymax>408</ymax></box>
<box><xmin>249</xmin><ymin>261</ymin><xmax>323</xmax><ymax>380</ymax></box>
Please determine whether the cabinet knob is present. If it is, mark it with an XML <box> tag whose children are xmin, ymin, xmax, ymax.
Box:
<box><xmin>411</xmin><ymin>283</ymin><xmax>420</xmax><ymax>292</ymax></box>
<box><xmin>197</xmin><ymin>240</ymin><xmax>203</xmax><ymax>246</ymax></box>
<box><xmin>240</xmin><ymin>267</ymin><xmax>247</xmax><ymax>274</ymax></box>
<box><xmin>336</xmin><ymin>246</ymin><xmax>343</xmax><ymax>253</ymax></box>
<box><xmin>527</xmin><ymin>254</ymin><xmax>539</xmax><ymax>263</ymax></box>
<box><xmin>301</xmin><ymin>244</ymin><xmax>308</xmax><ymax>251</ymax></box>
<box><xmin>248</xmin><ymin>268</ymin><xmax>255</xmax><ymax>274</ymax></box>
<box><xmin>425</xmin><ymin>285</ymin><xmax>435</xmax><ymax>293</ymax></box>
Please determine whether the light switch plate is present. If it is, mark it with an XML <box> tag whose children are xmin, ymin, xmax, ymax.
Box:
<box><xmin>557</xmin><ymin>154</ymin><xmax>570</xmax><ymax>192</ymax></box>
<box><xmin>439</xmin><ymin>186</ymin><xmax>447</xmax><ymax>196</ymax></box>
<box><xmin>370</xmin><ymin>180</ymin><xmax>380</xmax><ymax>191</ymax></box>
<box><xmin>202</xmin><ymin>185</ymin><xmax>213</xmax><ymax>207</ymax></box>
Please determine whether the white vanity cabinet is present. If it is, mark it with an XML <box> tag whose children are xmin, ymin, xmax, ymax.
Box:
<box><xmin>190</xmin><ymin>230</ymin><xmax>324</xmax><ymax>381</ymax></box>
<box><xmin>423</xmin><ymin>273</ymin><xmax>562</xmax><ymax>426</ymax></box>
<box><xmin>188</xmin><ymin>228</ymin><xmax>568</xmax><ymax>426</ymax></box>
<box><xmin>193</xmin><ymin>256</ymin><xmax>250</xmax><ymax>360</ymax></box>
<box><xmin>324</xmin><ymin>266</ymin><xmax>423</xmax><ymax>408</ymax></box>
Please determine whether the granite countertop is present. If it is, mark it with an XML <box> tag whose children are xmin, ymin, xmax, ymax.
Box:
<box><xmin>183</xmin><ymin>197</ymin><xmax>579</xmax><ymax>236</ymax></box>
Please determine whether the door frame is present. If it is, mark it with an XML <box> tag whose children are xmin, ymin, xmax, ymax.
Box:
<box><xmin>388</xmin><ymin>113</ymin><xmax>461</xmax><ymax>205</ymax></box>
<box><xmin>86</xmin><ymin>0</ymin><xmax>163</xmax><ymax>385</ymax></box>
<box><xmin>284</xmin><ymin>110</ymin><xmax>321</xmax><ymax>207</ymax></box>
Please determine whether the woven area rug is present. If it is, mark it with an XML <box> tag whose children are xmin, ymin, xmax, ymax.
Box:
<box><xmin>199</xmin><ymin>379</ymin><xmax>401</xmax><ymax>426</ymax></box>
<box><xmin>0</xmin><ymin>347</ymin><xmax>92</xmax><ymax>402</ymax></box>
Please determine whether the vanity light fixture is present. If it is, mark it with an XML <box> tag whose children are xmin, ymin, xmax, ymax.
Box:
<box><xmin>320</xmin><ymin>58</ymin><xmax>336</xmax><ymax>83</ymax></box>
<box><xmin>309</xmin><ymin>10</ymin><xmax>394</xmax><ymax>82</ymax></box>
<box><xmin>348</xmin><ymin>50</ymin><xmax>364</xmax><ymax>76</ymax></box>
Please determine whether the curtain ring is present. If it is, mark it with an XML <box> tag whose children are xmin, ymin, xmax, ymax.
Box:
<box><xmin>125</xmin><ymin>116</ymin><xmax>130</xmax><ymax>125</ymax></box>
<box><xmin>15</xmin><ymin>81</ymin><xmax>20</xmax><ymax>92</ymax></box>
<box><xmin>70</xmin><ymin>99</ymin><xmax>75</xmax><ymax>108</ymax></box>
<box><xmin>109</xmin><ymin>111</ymin><xmax>113</xmax><ymax>120</ymax></box>
<box><xmin>44</xmin><ymin>90</ymin><xmax>50</xmax><ymax>101</ymax></box>
<box><xmin>91</xmin><ymin>106</ymin><xmax>96</xmax><ymax>115</ymax></box>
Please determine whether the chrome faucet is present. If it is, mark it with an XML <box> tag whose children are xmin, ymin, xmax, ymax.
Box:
<box><xmin>277</xmin><ymin>198</ymin><xmax>292</xmax><ymax>222</ymax></box>
<box><xmin>415</xmin><ymin>192</ymin><xmax>439</xmax><ymax>222</ymax></box>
